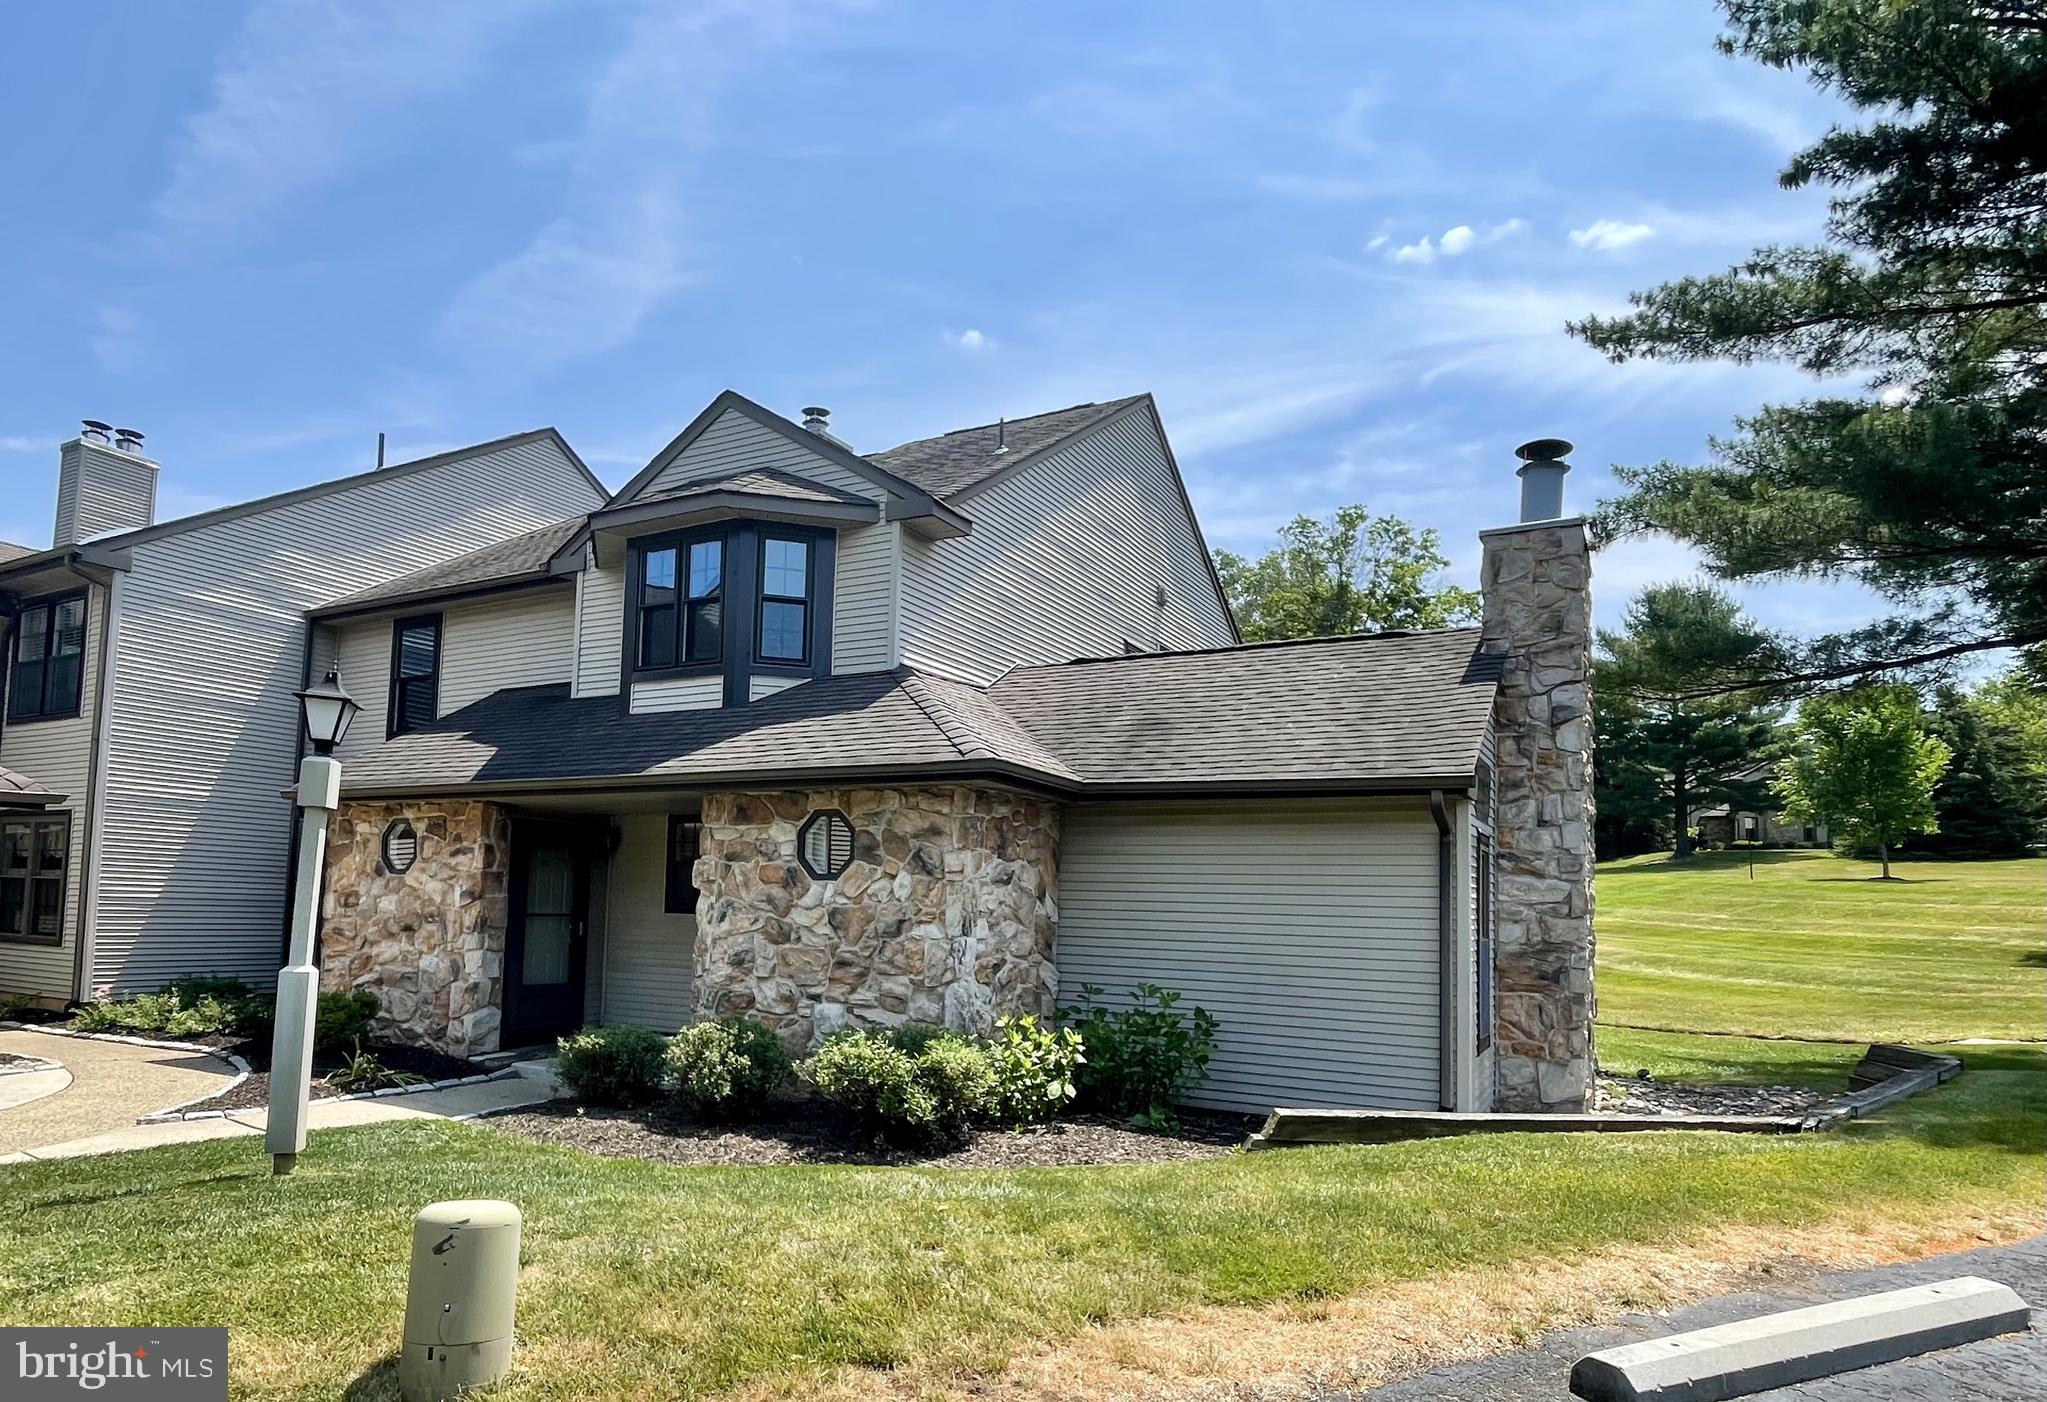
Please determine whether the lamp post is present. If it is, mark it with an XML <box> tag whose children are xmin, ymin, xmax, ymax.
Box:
<box><xmin>268</xmin><ymin>669</ymin><xmax>359</xmax><ymax>1175</ymax></box>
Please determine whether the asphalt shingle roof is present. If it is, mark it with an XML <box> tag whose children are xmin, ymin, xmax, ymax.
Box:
<box><xmin>626</xmin><ymin>468</ymin><xmax>873</xmax><ymax>508</ymax></box>
<box><xmin>866</xmin><ymin>395</ymin><xmax>1149</xmax><ymax>499</ymax></box>
<box><xmin>334</xmin><ymin>630</ymin><xmax>1499</xmax><ymax>798</ymax></box>
<box><xmin>318</xmin><ymin>518</ymin><xmax>588</xmax><ymax>614</ymax></box>
<box><xmin>0</xmin><ymin>541</ymin><xmax>34</xmax><ymax>565</ymax></box>
<box><xmin>0</xmin><ymin>763</ymin><xmax>60</xmax><ymax>806</ymax></box>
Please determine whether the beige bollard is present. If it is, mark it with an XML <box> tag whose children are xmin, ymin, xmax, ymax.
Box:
<box><xmin>399</xmin><ymin>1199</ymin><xmax>522</xmax><ymax>1401</ymax></box>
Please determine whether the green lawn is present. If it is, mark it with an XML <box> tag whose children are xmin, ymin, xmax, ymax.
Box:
<box><xmin>1597</xmin><ymin>850</ymin><xmax>2046</xmax><ymax>1043</ymax></box>
<box><xmin>1</xmin><ymin>1053</ymin><xmax>2040</xmax><ymax>1401</ymax></box>
<box><xmin>2</xmin><ymin>848</ymin><xmax>2041</xmax><ymax>1400</ymax></box>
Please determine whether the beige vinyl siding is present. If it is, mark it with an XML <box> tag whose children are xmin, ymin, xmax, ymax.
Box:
<box><xmin>56</xmin><ymin>440</ymin><xmax>157</xmax><ymax>545</ymax></box>
<box><xmin>1057</xmin><ymin>799</ymin><xmax>1442</xmax><ymax>1113</ymax></box>
<box><xmin>89</xmin><ymin>436</ymin><xmax>603</xmax><ymax>992</ymax></box>
<box><xmin>631</xmin><ymin>675</ymin><xmax>722</xmax><ymax>713</ymax></box>
<box><xmin>641</xmin><ymin>408</ymin><xmax>882</xmax><ymax>504</ymax></box>
<box><xmin>899</xmin><ymin>411</ymin><xmax>1235</xmax><ymax>685</ymax></box>
<box><xmin>598</xmin><ymin>812</ymin><xmax>695</xmax><ymax>1029</ymax></box>
<box><xmin>832</xmin><ymin>520</ymin><xmax>898</xmax><ymax>673</ymax></box>
<box><xmin>573</xmin><ymin>561</ymin><xmax>625</xmax><ymax>698</ymax></box>
<box><xmin>0</xmin><ymin>582</ymin><xmax>109</xmax><ymax>1000</ymax></box>
<box><xmin>748</xmin><ymin>675</ymin><xmax>806</xmax><ymax>702</ymax></box>
<box><xmin>439</xmin><ymin>589</ymin><xmax>575</xmax><ymax>713</ymax></box>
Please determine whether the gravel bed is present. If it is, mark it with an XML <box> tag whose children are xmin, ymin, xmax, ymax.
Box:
<box><xmin>0</xmin><ymin>1051</ymin><xmax>42</xmax><ymax>1071</ymax></box>
<box><xmin>1595</xmin><ymin>1069</ymin><xmax>1841</xmax><ymax>1118</ymax></box>
<box><xmin>177</xmin><ymin>1044</ymin><xmax>484</xmax><ymax>1113</ymax></box>
<box><xmin>482</xmin><ymin>1097</ymin><xmax>1257</xmax><ymax>1167</ymax></box>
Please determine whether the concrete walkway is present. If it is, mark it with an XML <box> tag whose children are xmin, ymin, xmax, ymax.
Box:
<box><xmin>0</xmin><ymin>1028</ymin><xmax>235</xmax><ymax>1156</ymax></box>
<box><xmin>1356</xmin><ymin>1235</ymin><xmax>2047</xmax><ymax>1400</ymax></box>
<box><xmin>0</xmin><ymin>1063</ymin><xmax>560</xmax><ymax>1163</ymax></box>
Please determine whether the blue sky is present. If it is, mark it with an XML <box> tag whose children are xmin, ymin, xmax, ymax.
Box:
<box><xmin>0</xmin><ymin>0</ymin><xmax>1882</xmax><ymax>636</ymax></box>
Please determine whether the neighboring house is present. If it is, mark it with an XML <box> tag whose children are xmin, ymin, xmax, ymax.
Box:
<box><xmin>0</xmin><ymin>423</ymin><xmax>608</xmax><ymax>1007</ymax></box>
<box><xmin>1692</xmin><ymin>760</ymin><xmax>1830</xmax><ymax>849</ymax></box>
<box><xmin>314</xmin><ymin>392</ymin><xmax>1597</xmax><ymax>1115</ymax></box>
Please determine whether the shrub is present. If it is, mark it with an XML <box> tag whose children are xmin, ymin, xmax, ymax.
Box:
<box><xmin>802</xmin><ymin>1027</ymin><xmax>995</xmax><ymax>1146</ymax></box>
<box><xmin>888</xmin><ymin>1023</ymin><xmax>952</xmax><ymax>1056</ymax></box>
<box><xmin>163</xmin><ymin>995</ymin><xmax>242</xmax><ymax>1037</ymax></box>
<box><xmin>329</xmin><ymin>1041</ymin><xmax>423</xmax><ymax>1094</ymax></box>
<box><xmin>68</xmin><ymin>997</ymin><xmax>125</xmax><ymax>1033</ymax></box>
<box><xmin>556</xmin><ymin>1025</ymin><xmax>667</xmax><ymax>1106</ymax></box>
<box><xmin>164</xmin><ymin>976</ymin><xmax>251</xmax><ymax>1005</ymax></box>
<box><xmin>1059</xmin><ymin>983</ymin><xmax>1218</xmax><ymax>1130</ymax></box>
<box><xmin>313</xmin><ymin>990</ymin><xmax>380</xmax><ymax>1054</ymax></box>
<box><xmin>986</xmin><ymin>1014</ymin><xmax>1085</xmax><ymax>1126</ymax></box>
<box><xmin>665</xmin><ymin>1018</ymin><xmax>792</xmax><ymax>1121</ymax></box>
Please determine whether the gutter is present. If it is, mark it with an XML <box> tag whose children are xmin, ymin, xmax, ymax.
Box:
<box><xmin>1429</xmin><ymin>788</ymin><xmax>1457</xmax><ymax>1111</ymax></box>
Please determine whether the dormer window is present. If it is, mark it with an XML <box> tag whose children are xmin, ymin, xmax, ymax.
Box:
<box><xmin>638</xmin><ymin>538</ymin><xmax>723</xmax><ymax>669</ymax></box>
<box><xmin>758</xmin><ymin>536</ymin><xmax>811</xmax><ymax>663</ymax></box>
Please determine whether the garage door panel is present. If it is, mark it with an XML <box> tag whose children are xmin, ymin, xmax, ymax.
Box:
<box><xmin>1057</xmin><ymin>800</ymin><xmax>1442</xmax><ymax>1114</ymax></box>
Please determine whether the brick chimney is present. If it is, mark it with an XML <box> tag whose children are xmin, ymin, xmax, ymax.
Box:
<box><xmin>54</xmin><ymin>420</ymin><xmax>157</xmax><ymax>547</ymax></box>
<box><xmin>1479</xmin><ymin>437</ymin><xmax>1595</xmax><ymax>1111</ymax></box>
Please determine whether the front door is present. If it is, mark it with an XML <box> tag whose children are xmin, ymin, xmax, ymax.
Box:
<box><xmin>504</xmin><ymin>823</ymin><xmax>589</xmax><ymax>1047</ymax></box>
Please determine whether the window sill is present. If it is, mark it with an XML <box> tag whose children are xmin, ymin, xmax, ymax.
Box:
<box><xmin>3</xmin><ymin>709</ymin><xmax>84</xmax><ymax>727</ymax></box>
<box><xmin>752</xmin><ymin>659</ymin><xmax>816</xmax><ymax>675</ymax></box>
<box><xmin>633</xmin><ymin>661</ymin><xmax>725</xmax><ymax>684</ymax></box>
<box><xmin>0</xmin><ymin>932</ymin><xmax>64</xmax><ymax>948</ymax></box>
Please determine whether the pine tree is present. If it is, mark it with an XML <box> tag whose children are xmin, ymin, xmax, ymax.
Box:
<box><xmin>1571</xmin><ymin>1</ymin><xmax>2047</xmax><ymax>689</ymax></box>
<box><xmin>1596</xmin><ymin>584</ymin><xmax>1782</xmax><ymax>857</ymax></box>
<box><xmin>1906</xmin><ymin>680</ymin><xmax>2046</xmax><ymax>857</ymax></box>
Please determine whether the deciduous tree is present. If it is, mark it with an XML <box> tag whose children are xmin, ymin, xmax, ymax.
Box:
<box><xmin>1775</xmin><ymin>685</ymin><xmax>1953</xmax><ymax>878</ymax></box>
<box><xmin>1213</xmin><ymin>505</ymin><xmax>1479</xmax><ymax>642</ymax></box>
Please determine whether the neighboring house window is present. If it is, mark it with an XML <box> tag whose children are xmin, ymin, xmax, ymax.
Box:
<box><xmin>636</xmin><ymin>538</ymin><xmax>723</xmax><ymax>669</ymax></box>
<box><xmin>0</xmin><ymin>815</ymin><xmax>68</xmax><ymax>945</ymax></box>
<box><xmin>665</xmin><ymin>816</ymin><xmax>702</xmax><ymax>915</ymax></box>
<box><xmin>387</xmin><ymin>614</ymin><xmax>442</xmax><ymax>736</ymax></box>
<box><xmin>758</xmin><ymin>535</ymin><xmax>811</xmax><ymax>663</ymax></box>
<box><xmin>7</xmin><ymin>593</ymin><xmax>87</xmax><ymax>723</ymax></box>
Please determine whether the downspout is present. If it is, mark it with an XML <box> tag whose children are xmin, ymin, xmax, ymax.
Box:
<box><xmin>72</xmin><ymin>571</ymin><xmax>122</xmax><ymax>1002</ymax></box>
<box><xmin>1428</xmin><ymin>788</ymin><xmax>1456</xmax><ymax>1111</ymax></box>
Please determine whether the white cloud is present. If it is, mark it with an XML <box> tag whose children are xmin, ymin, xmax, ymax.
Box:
<box><xmin>1364</xmin><ymin>233</ymin><xmax>1389</xmax><ymax>250</ymax></box>
<box><xmin>1391</xmin><ymin>236</ymin><xmax>1438</xmax><ymax>265</ymax></box>
<box><xmin>148</xmin><ymin>0</ymin><xmax>553</xmax><ymax>254</ymax></box>
<box><xmin>949</xmin><ymin>328</ymin><xmax>989</xmax><ymax>353</ymax></box>
<box><xmin>1569</xmin><ymin>219</ymin><xmax>1656</xmax><ymax>252</ymax></box>
<box><xmin>1438</xmin><ymin>225</ymin><xmax>1476</xmax><ymax>256</ymax></box>
<box><xmin>443</xmin><ymin>0</ymin><xmax>853</xmax><ymax>371</ymax></box>
<box><xmin>0</xmin><ymin>436</ymin><xmax>52</xmax><ymax>454</ymax></box>
<box><xmin>1387</xmin><ymin>218</ymin><xmax>1526</xmax><ymax>265</ymax></box>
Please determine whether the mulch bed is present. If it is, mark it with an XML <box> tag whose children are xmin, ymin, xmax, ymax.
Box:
<box><xmin>1595</xmin><ymin>1069</ymin><xmax>1841</xmax><ymax>1119</ymax></box>
<box><xmin>178</xmin><ymin>1043</ymin><xmax>485</xmax><ymax>1114</ymax></box>
<box><xmin>483</xmin><ymin>1095</ymin><xmax>1258</xmax><ymax>1168</ymax></box>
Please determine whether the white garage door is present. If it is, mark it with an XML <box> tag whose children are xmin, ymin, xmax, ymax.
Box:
<box><xmin>1057</xmin><ymin>799</ymin><xmax>1442</xmax><ymax>1113</ymax></box>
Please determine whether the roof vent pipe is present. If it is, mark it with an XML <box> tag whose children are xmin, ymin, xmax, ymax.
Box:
<box><xmin>1514</xmin><ymin>437</ymin><xmax>1573</xmax><ymax>523</ymax></box>
<box><xmin>801</xmin><ymin>406</ymin><xmax>830</xmax><ymax>434</ymax></box>
<box><xmin>995</xmin><ymin>417</ymin><xmax>1007</xmax><ymax>453</ymax></box>
<box><xmin>81</xmin><ymin>419</ymin><xmax>112</xmax><ymax>445</ymax></box>
<box><xmin>113</xmin><ymin>427</ymin><xmax>145</xmax><ymax>455</ymax></box>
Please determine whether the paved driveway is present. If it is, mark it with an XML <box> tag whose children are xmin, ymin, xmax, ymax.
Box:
<box><xmin>0</xmin><ymin>1029</ymin><xmax>237</xmax><ymax>1156</ymax></box>
<box><xmin>1355</xmin><ymin>1235</ymin><xmax>2047</xmax><ymax>1400</ymax></box>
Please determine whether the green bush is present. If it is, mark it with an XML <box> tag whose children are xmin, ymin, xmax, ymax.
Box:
<box><xmin>665</xmin><ymin>1018</ymin><xmax>792</xmax><ymax>1121</ymax></box>
<box><xmin>557</xmin><ymin>1025</ymin><xmax>667</xmax><ymax>1106</ymax></box>
<box><xmin>329</xmin><ymin>1041</ymin><xmax>423</xmax><ymax>1094</ymax></box>
<box><xmin>888</xmin><ymin>1023</ymin><xmax>952</xmax><ymax>1056</ymax></box>
<box><xmin>164</xmin><ymin>976</ymin><xmax>251</xmax><ymax>1005</ymax></box>
<box><xmin>163</xmin><ymin>995</ymin><xmax>242</xmax><ymax>1037</ymax></box>
<box><xmin>1059</xmin><ymin>983</ymin><xmax>1218</xmax><ymax>1129</ymax></box>
<box><xmin>801</xmin><ymin>1027</ymin><xmax>995</xmax><ymax>1146</ymax></box>
<box><xmin>986</xmin><ymin>1014</ymin><xmax>1085</xmax><ymax>1126</ymax></box>
<box><xmin>313</xmin><ymin>990</ymin><xmax>380</xmax><ymax>1055</ymax></box>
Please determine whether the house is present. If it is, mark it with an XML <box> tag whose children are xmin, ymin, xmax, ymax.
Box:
<box><xmin>0</xmin><ymin>423</ymin><xmax>607</xmax><ymax>1007</ymax></box>
<box><xmin>313</xmin><ymin>392</ymin><xmax>1597</xmax><ymax>1115</ymax></box>
<box><xmin>1692</xmin><ymin>760</ymin><xmax>1830</xmax><ymax>849</ymax></box>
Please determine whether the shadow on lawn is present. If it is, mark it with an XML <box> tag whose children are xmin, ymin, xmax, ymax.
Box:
<box><xmin>18</xmin><ymin>1167</ymin><xmax>259</xmax><ymax>1213</ymax></box>
<box><xmin>2018</xmin><ymin>949</ymin><xmax>2046</xmax><ymax>967</ymax></box>
<box><xmin>1599</xmin><ymin>851</ymin><xmax>1815</xmax><ymax>877</ymax></box>
<box><xmin>341</xmin><ymin>1356</ymin><xmax>400</xmax><ymax>1401</ymax></box>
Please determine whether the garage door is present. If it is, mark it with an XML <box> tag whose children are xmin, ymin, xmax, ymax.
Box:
<box><xmin>1057</xmin><ymin>800</ymin><xmax>1441</xmax><ymax>1112</ymax></box>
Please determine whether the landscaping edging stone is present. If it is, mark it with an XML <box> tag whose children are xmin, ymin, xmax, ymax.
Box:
<box><xmin>1245</xmin><ymin>1043</ymin><xmax>1962</xmax><ymax>1150</ymax></box>
<box><xmin>0</xmin><ymin>1019</ymin><xmax>517</xmax><ymax>1123</ymax></box>
<box><xmin>0</xmin><ymin>1051</ymin><xmax>64</xmax><ymax>1077</ymax></box>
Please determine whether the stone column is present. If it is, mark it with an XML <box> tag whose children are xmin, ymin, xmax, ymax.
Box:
<box><xmin>318</xmin><ymin>799</ymin><xmax>511</xmax><ymax>1057</ymax></box>
<box><xmin>692</xmin><ymin>785</ymin><xmax>1060</xmax><ymax>1051</ymax></box>
<box><xmin>1479</xmin><ymin>518</ymin><xmax>1595</xmax><ymax>1110</ymax></box>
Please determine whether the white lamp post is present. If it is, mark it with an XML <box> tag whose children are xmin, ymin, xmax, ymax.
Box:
<box><xmin>268</xmin><ymin>669</ymin><xmax>359</xmax><ymax>1175</ymax></box>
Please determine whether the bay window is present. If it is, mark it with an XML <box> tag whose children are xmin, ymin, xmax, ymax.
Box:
<box><xmin>626</xmin><ymin>522</ymin><xmax>832</xmax><ymax>701</ymax></box>
<box><xmin>758</xmin><ymin>536</ymin><xmax>811</xmax><ymax>663</ymax></box>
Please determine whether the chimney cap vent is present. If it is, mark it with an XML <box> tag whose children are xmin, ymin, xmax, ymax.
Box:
<box><xmin>800</xmin><ymin>406</ymin><xmax>830</xmax><ymax>429</ymax></box>
<box><xmin>1514</xmin><ymin>437</ymin><xmax>1573</xmax><ymax>464</ymax></box>
<box><xmin>81</xmin><ymin>419</ymin><xmax>113</xmax><ymax>443</ymax></box>
<box><xmin>113</xmin><ymin>427</ymin><xmax>145</xmax><ymax>453</ymax></box>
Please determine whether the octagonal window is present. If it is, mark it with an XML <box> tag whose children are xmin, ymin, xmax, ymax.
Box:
<box><xmin>797</xmin><ymin>809</ymin><xmax>854</xmax><ymax>881</ymax></box>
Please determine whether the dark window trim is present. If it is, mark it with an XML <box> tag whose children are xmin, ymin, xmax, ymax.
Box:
<box><xmin>624</xmin><ymin>523</ymin><xmax>729</xmax><ymax>680</ymax></box>
<box><xmin>755</xmin><ymin>531</ymin><xmax>816</xmax><ymax>667</ymax></box>
<box><xmin>5</xmin><ymin>589</ymin><xmax>88</xmax><ymax>725</ymax></box>
<box><xmin>796</xmin><ymin>808</ymin><xmax>855</xmax><ymax>881</ymax></box>
<box><xmin>0</xmin><ymin>812</ymin><xmax>71</xmax><ymax>947</ymax></box>
<box><xmin>385</xmin><ymin>612</ymin><xmax>443</xmax><ymax>739</ymax></box>
<box><xmin>1475</xmin><ymin>830</ymin><xmax>1495</xmax><ymax>1054</ymax></box>
<box><xmin>664</xmin><ymin>814</ymin><xmax>702</xmax><ymax>915</ymax></box>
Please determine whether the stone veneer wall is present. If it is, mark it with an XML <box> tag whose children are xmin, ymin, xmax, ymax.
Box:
<box><xmin>692</xmin><ymin>786</ymin><xmax>1059</xmax><ymax>1050</ymax></box>
<box><xmin>1479</xmin><ymin>519</ymin><xmax>1596</xmax><ymax>1111</ymax></box>
<box><xmin>318</xmin><ymin>799</ymin><xmax>511</xmax><ymax>1058</ymax></box>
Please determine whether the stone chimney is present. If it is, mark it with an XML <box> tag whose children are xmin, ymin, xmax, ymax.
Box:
<box><xmin>1479</xmin><ymin>437</ymin><xmax>1595</xmax><ymax>1112</ymax></box>
<box><xmin>54</xmin><ymin>419</ymin><xmax>158</xmax><ymax>546</ymax></box>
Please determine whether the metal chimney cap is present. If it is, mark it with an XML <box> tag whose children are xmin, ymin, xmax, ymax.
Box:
<box><xmin>1514</xmin><ymin>437</ymin><xmax>1574</xmax><ymax>464</ymax></box>
<box><xmin>81</xmin><ymin>419</ymin><xmax>113</xmax><ymax>442</ymax></box>
<box><xmin>801</xmin><ymin>406</ymin><xmax>830</xmax><ymax>421</ymax></box>
<box><xmin>113</xmin><ymin>427</ymin><xmax>145</xmax><ymax>451</ymax></box>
